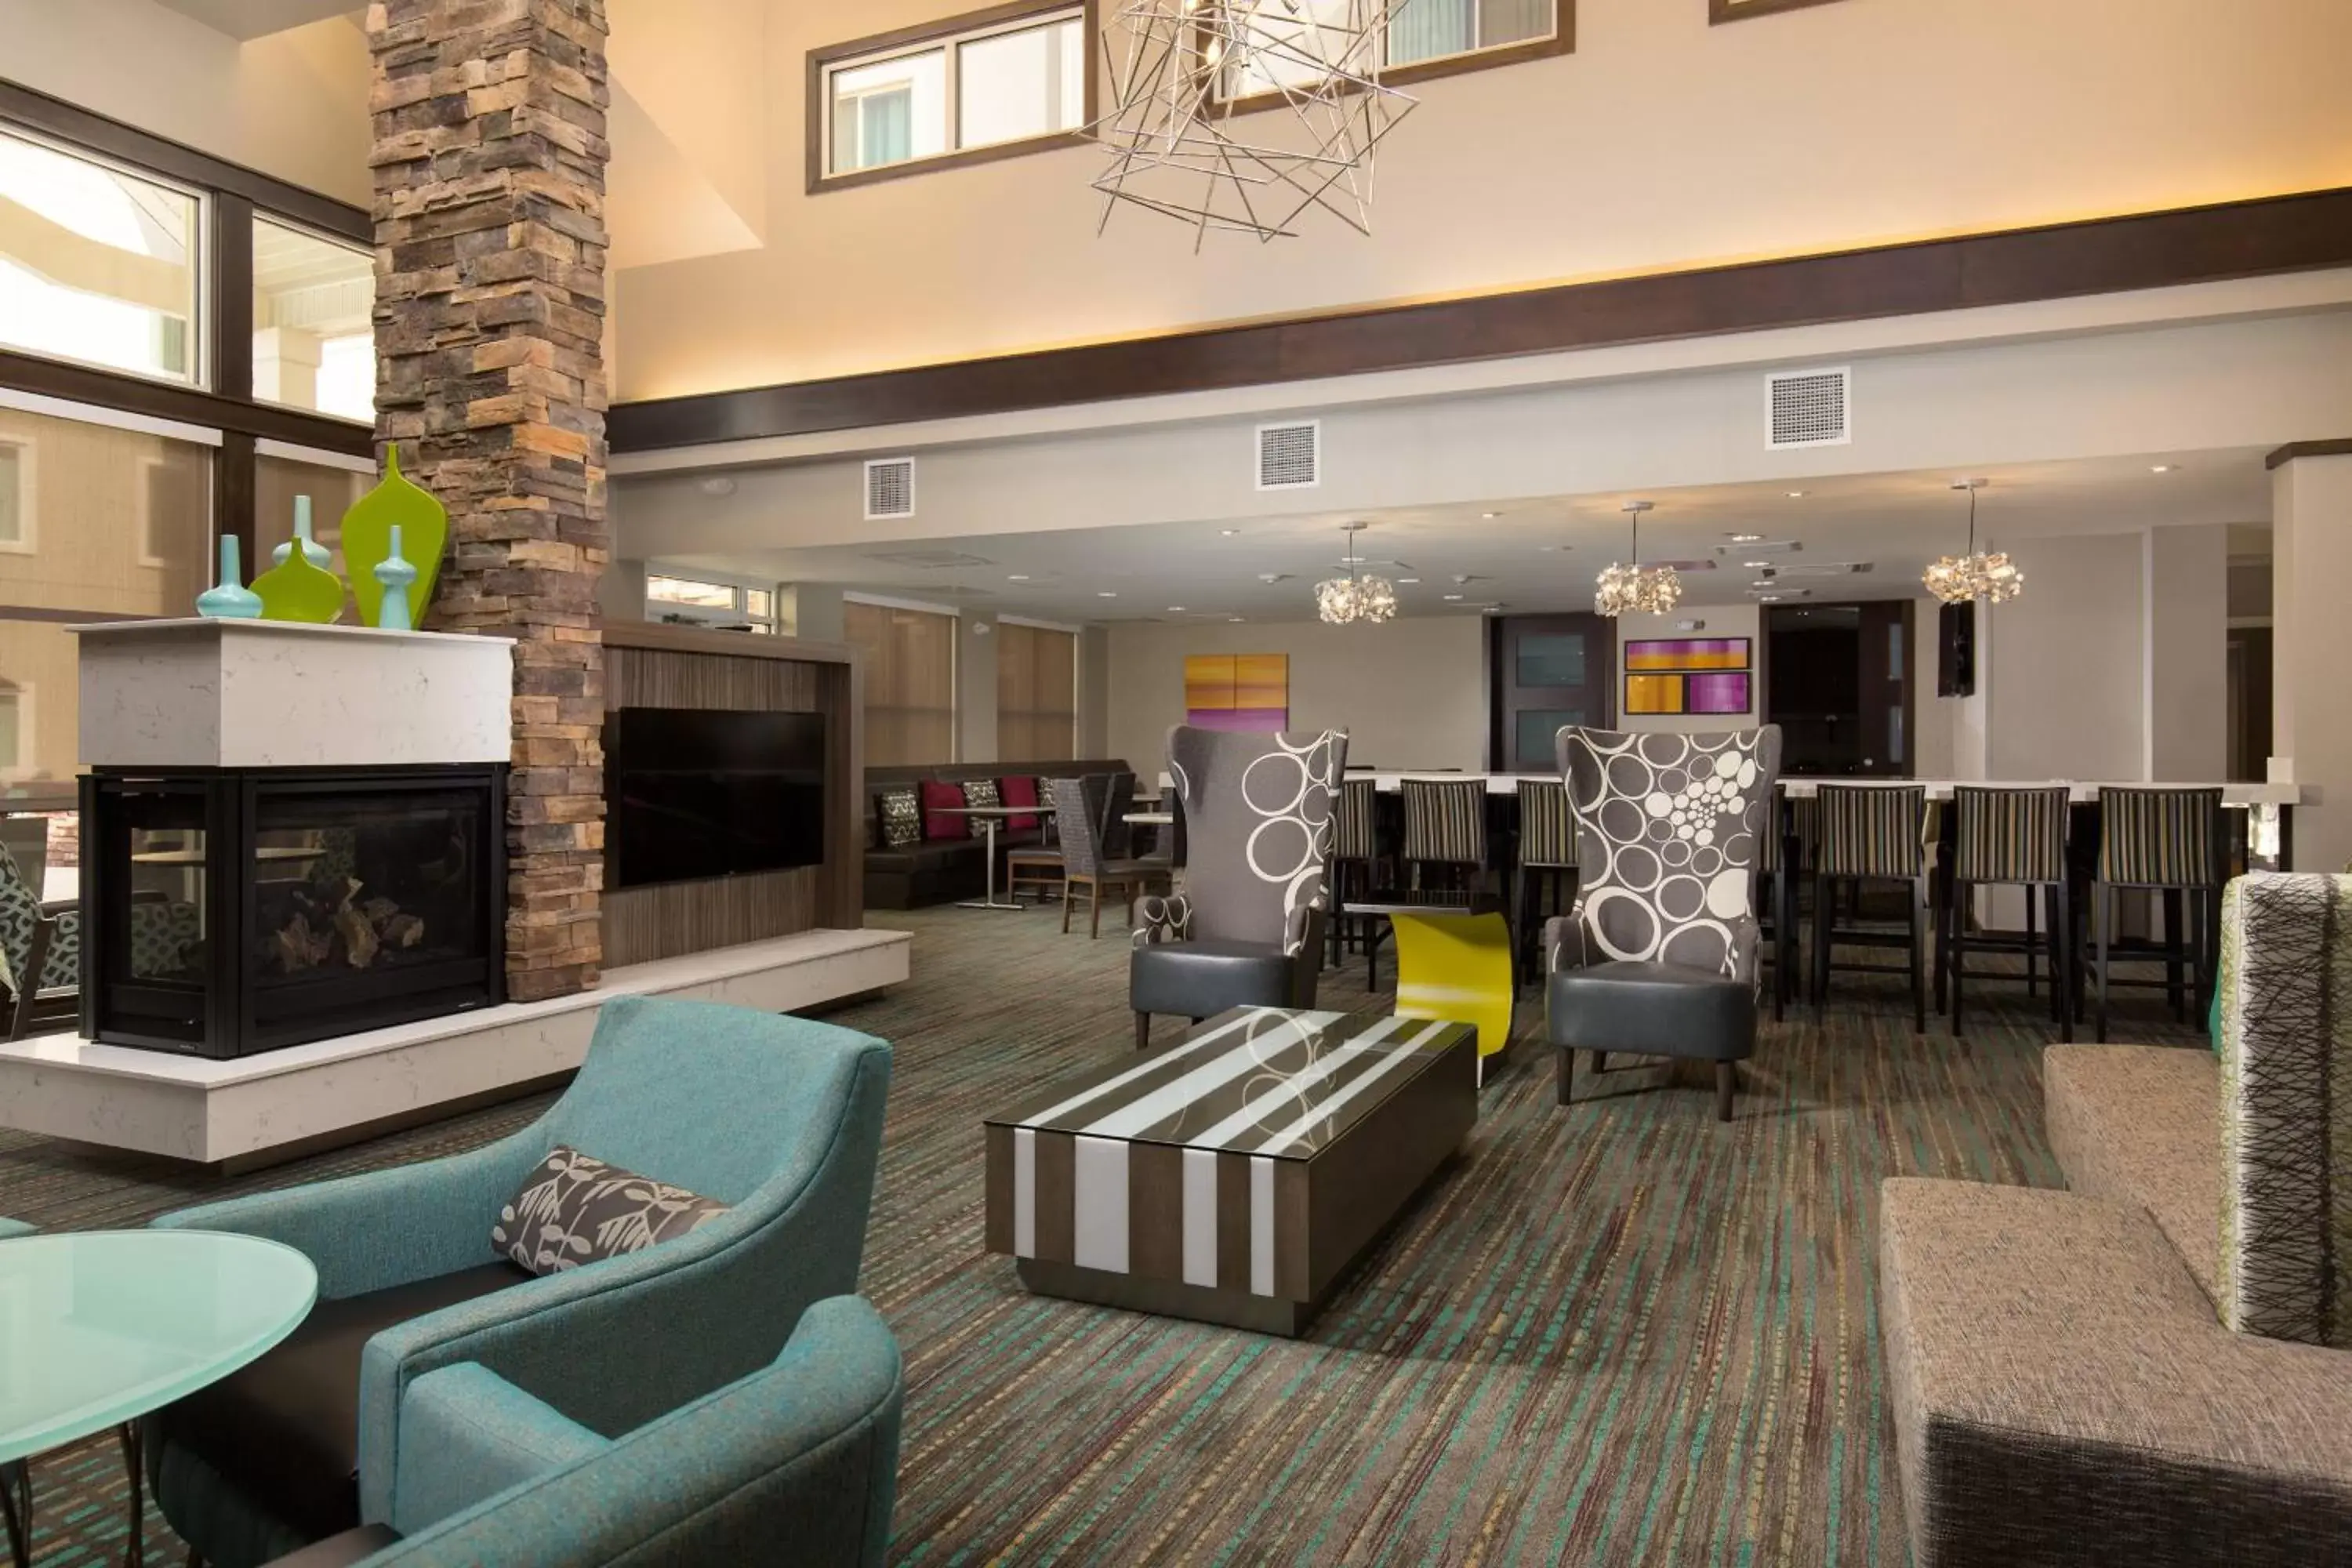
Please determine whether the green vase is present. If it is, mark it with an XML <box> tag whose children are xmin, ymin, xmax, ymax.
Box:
<box><xmin>343</xmin><ymin>443</ymin><xmax>447</xmax><ymax>629</ymax></box>
<box><xmin>252</xmin><ymin>539</ymin><xmax>347</xmax><ymax>623</ymax></box>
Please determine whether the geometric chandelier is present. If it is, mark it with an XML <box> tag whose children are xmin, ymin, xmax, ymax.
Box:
<box><xmin>1923</xmin><ymin>478</ymin><xmax>2024</xmax><ymax>605</ymax></box>
<box><xmin>1316</xmin><ymin>522</ymin><xmax>1398</xmax><ymax>624</ymax></box>
<box><xmin>1092</xmin><ymin>0</ymin><xmax>1416</xmax><ymax>247</ymax></box>
<box><xmin>1595</xmin><ymin>500</ymin><xmax>1683</xmax><ymax>617</ymax></box>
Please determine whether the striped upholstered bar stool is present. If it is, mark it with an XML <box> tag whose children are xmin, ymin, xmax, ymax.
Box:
<box><xmin>1514</xmin><ymin>779</ymin><xmax>1576</xmax><ymax>980</ymax></box>
<box><xmin>1401</xmin><ymin>779</ymin><xmax>1490</xmax><ymax>897</ymax></box>
<box><xmin>2091</xmin><ymin>786</ymin><xmax>2223</xmax><ymax>1040</ymax></box>
<box><xmin>1946</xmin><ymin>785</ymin><xmax>2075</xmax><ymax>1040</ymax></box>
<box><xmin>1809</xmin><ymin>785</ymin><xmax>1932</xmax><ymax>1033</ymax></box>
<box><xmin>1326</xmin><ymin>777</ymin><xmax>1383</xmax><ymax>968</ymax></box>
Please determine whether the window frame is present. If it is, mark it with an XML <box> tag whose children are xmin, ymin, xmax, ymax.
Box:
<box><xmin>644</xmin><ymin>567</ymin><xmax>785</xmax><ymax>633</ymax></box>
<box><xmin>1214</xmin><ymin>0</ymin><xmax>1573</xmax><ymax>116</ymax></box>
<box><xmin>0</xmin><ymin>119</ymin><xmax>212</xmax><ymax>393</ymax></box>
<box><xmin>807</xmin><ymin>0</ymin><xmax>1099</xmax><ymax>194</ymax></box>
<box><xmin>0</xmin><ymin>434</ymin><xmax>31</xmax><ymax>554</ymax></box>
<box><xmin>248</xmin><ymin>210</ymin><xmax>378</xmax><ymax>429</ymax></box>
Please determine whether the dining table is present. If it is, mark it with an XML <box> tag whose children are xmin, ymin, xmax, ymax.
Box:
<box><xmin>938</xmin><ymin>804</ymin><xmax>1032</xmax><ymax>911</ymax></box>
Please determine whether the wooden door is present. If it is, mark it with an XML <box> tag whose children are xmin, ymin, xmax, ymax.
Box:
<box><xmin>1853</xmin><ymin>601</ymin><xmax>1915</xmax><ymax>778</ymax></box>
<box><xmin>1490</xmin><ymin>614</ymin><xmax>1614</xmax><ymax>772</ymax></box>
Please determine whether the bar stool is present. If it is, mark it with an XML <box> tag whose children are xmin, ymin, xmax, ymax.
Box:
<box><xmin>1514</xmin><ymin>779</ymin><xmax>1577</xmax><ymax>982</ymax></box>
<box><xmin>1809</xmin><ymin>785</ymin><xmax>1931</xmax><ymax>1033</ymax></box>
<box><xmin>2091</xmin><ymin>786</ymin><xmax>2223</xmax><ymax>1041</ymax></box>
<box><xmin>1400</xmin><ymin>779</ymin><xmax>1490</xmax><ymax>896</ymax></box>
<box><xmin>1326</xmin><ymin>778</ymin><xmax>1381</xmax><ymax>969</ymax></box>
<box><xmin>1757</xmin><ymin>789</ymin><xmax>1813</xmax><ymax>1023</ymax></box>
<box><xmin>1946</xmin><ymin>785</ymin><xmax>2074</xmax><ymax>1040</ymax></box>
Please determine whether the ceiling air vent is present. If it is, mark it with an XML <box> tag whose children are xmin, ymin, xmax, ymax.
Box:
<box><xmin>864</xmin><ymin>457</ymin><xmax>916</xmax><ymax>520</ymax></box>
<box><xmin>1255</xmin><ymin>421</ymin><xmax>1320</xmax><ymax>491</ymax></box>
<box><xmin>1765</xmin><ymin>368</ymin><xmax>1851</xmax><ymax>449</ymax></box>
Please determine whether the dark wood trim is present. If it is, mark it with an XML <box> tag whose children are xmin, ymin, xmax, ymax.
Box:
<box><xmin>2266</xmin><ymin>438</ymin><xmax>2352</xmax><ymax>470</ymax></box>
<box><xmin>1218</xmin><ymin>2</ymin><xmax>1573</xmax><ymax>118</ymax></box>
<box><xmin>214</xmin><ymin>430</ymin><xmax>256</xmax><ymax>572</ymax></box>
<box><xmin>611</xmin><ymin>183</ymin><xmax>2352</xmax><ymax>451</ymax></box>
<box><xmin>603</xmin><ymin>620</ymin><xmax>859</xmax><ymax>666</ymax></box>
<box><xmin>1709</xmin><ymin>0</ymin><xmax>1851</xmax><ymax>23</ymax></box>
<box><xmin>0</xmin><ymin>78</ymin><xmax>369</xmax><ymax>241</ymax></box>
<box><xmin>805</xmin><ymin>0</ymin><xmax>1099</xmax><ymax>195</ymax></box>
<box><xmin>0</xmin><ymin>350</ymin><xmax>373</xmax><ymax>455</ymax></box>
<box><xmin>209</xmin><ymin>192</ymin><xmax>256</xmax><ymax>405</ymax></box>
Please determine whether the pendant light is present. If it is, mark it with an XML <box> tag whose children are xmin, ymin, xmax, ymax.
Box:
<box><xmin>1923</xmin><ymin>479</ymin><xmax>2024</xmax><ymax>604</ymax></box>
<box><xmin>1595</xmin><ymin>500</ymin><xmax>1682</xmax><ymax>616</ymax></box>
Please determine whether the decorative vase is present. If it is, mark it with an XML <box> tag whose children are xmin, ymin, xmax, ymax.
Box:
<box><xmin>374</xmin><ymin>525</ymin><xmax>419</xmax><ymax>632</ymax></box>
<box><xmin>195</xmin><ymin>536</ymin><xmax>263</xmax><ymax>619</ymax></box>
<box><xmin>252</xmin><ymin>495</ymin><xmax>347</xmax><ymax>624</ymax></box>
<box><xmin>342</xmin><ymin>443</ymin><xmax>446</xmax><ymax>630</ymax></box>
<box><xmin>271</xmin><ymin>494</ymin><xmax>333</xmax><ymax>568</ymax></box>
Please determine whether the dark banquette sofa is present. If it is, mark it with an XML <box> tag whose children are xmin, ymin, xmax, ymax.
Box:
<box><xmin>862</xmin><ymin>759</ymin><xmax>1135</xmax><ymax>910</ymax></box>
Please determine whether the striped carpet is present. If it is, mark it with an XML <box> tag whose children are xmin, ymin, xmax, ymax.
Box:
<box><xmin>0</xmin><ymin>909</ymin><xmax>2206</xmax><ymax>1566</ymax></box>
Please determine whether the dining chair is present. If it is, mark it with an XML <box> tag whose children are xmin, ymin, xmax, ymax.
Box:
<box><xmin>1047</xmin><ymin>776</ymin><xmax>1167</xmax><ymax>938</ymax></box>
<box><xmin>2091</xmin><ymin>786</ymin><xmax>2223</xmax><ymax>1040</ymax></box>
<box><xmin>1809</xmin><ymin>785</ymin><xmax>1932</xmax><ymax>1033</ymax></box>
<box><xmin>1514</xmin><ymin>779</ymin><xmax>1576</xmax><ymax>983</ymax></box>
<box><xmin>1946</xmin><ymin>785</ymin><xmax>2075</xmax><ymax>1040</ymax></box>
<box><xmin>1326</xmin><ymin>778</ymin><xmax>1382</xmax><ymax>969</ymax></box>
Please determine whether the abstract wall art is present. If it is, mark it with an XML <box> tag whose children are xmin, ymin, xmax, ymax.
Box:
<box><xmin>1185</xmin><ymin>653</ymin><xmax>1290</xmax><ymax>731</ymax></box>
<box><xmin>1624</xmin><ymin>639</ymin><xmax>1752</xmax><ymax>716</ymax></box>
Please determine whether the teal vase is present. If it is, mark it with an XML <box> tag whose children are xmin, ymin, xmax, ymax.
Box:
<box><xmin>195</xmin><ymin>536</ymin><xmax>263</xmax><ymax>619</ymax></box>
<box><xmin>374</xmin><ymin>525</ymin><xmax>419</xmax><ymax>632</ymax></box>
<box><xmin>272</xmin><ymin>495</ymin><xmax>332</xmax><ymax>568</ymax></box>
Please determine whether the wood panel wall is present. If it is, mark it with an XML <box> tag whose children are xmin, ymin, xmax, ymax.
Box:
<box><xmin>601</xmin><ymin>622</ymin><xmax>863</xmax><ymax>967</ymax></box>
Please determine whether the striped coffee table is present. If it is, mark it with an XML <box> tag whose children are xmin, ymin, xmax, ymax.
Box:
<box><xmin>983</xmin><ymin>1007</ymin><xmax>1478</xmax><ymax>1335</ymax></box>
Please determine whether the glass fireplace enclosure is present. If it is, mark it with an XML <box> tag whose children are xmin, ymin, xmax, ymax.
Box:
<box><xmin>81</xmin><ymin>765</ymin><xmax>507</xmax><ymax>1058</ymax></box>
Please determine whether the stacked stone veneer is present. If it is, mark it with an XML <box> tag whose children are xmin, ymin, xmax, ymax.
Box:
<box><xmin>368</xmin><ymin>0</ymin><xmax>610</xmax><ymax>1002</ymax></box>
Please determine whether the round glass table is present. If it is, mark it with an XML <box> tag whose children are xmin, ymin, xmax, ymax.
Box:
<box><xmin>0</xmin><ymin>1230</ymin><xmax>317</xmax><ymax>1567</ymax></box>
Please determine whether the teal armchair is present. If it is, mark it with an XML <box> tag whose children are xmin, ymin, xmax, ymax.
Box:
<box><xmin>269</xmin><ymin>1296</ymin><xmax>902</xmax><ymax>1568</ymax></box>
<box><xmin>147</xmin><ymin>996</ymin><xmax>893</xmax><ymax>1567</ymax></box>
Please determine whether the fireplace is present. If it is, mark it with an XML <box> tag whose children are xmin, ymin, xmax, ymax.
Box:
<box><xmin>80</xmin><ymin>764</ymin><xmax>507</xmax><ymax>1058</ymax></box>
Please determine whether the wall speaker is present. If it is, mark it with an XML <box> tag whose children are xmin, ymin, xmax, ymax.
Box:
<box><xmin>1937</xmin><ymin>600</ymin><xmax>1976</xmax><ymax>698</ymax></box>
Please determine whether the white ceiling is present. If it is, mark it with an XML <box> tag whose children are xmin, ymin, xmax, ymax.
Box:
<box><xmin>154</xmin><ymin>0</ymin><xmax>355</xmax><ymax>40</ymax></box>
<box><xmin>659</xmin><ymin>448</ymin><xmax>2275</xmax><ymax>623</ymax></box>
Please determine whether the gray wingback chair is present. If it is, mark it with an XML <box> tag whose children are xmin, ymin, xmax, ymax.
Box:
<box><xmin>1544</xmin><ymin>724</ymin><xmax>1783</xmax><ymax>1121</ymax></box>
<box><xmin>1129</xmin><ymin>724</ymin><xmax>1348</xmax><ymax>1048</ymax></box>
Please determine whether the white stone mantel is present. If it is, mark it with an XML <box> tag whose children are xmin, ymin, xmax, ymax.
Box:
<box><xmin>73</xmin><ymin>619</ymin><xmax>515</xmax><ymax>770</ymax></box>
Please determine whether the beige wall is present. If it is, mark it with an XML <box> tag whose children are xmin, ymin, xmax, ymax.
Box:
<box><xmin>0</xmin><ymin>0</ymin><xmax>372</xmax><ymax>205</ymax></box>
<box><xmin>2145</xmin><ymin>524</ymin><xmax>2229</xmax><ymax>782</ymax></box>
<box><xmin>1613</xmin><ymin>606</ymin><xmax>1762</xmax><ymax>735</ymax></box>
<box><xmin>2273</xmin><ymin>455</ymin><xmax>2352</xmax><ymax>873</ymax></box>
<box><xmin>615</xmin><ymin>0</ymin><xmax>2352</xmax><ymax>400</ymax></box>
<box><xmin>958</xmin><ymin>612</ymin><xmax>997</xmax><ymax>764</ymax></box>
<box><xmin>1105</xmin><ymin>616</ymin><xmax>1488</xmax><ymax>778</ymax></box>
<box><xmin>1985</xmin><ymin>534</ymin><xmax>2147</xmax><ymax>782</ymax></box>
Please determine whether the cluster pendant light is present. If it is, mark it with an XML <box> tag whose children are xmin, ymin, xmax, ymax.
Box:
<box><xmin>1595</xmin><ymin>500</ymin><xmax>1682</xmax><ymax>617</ymax></box>
<box><xmin>1316</xmin><ymin>522</ymin><xmax>1398</xmax><ymax>625</ymax></box>
<box><xmin>1923</xmin><ymin>479</ymin><xmax>2024</xmax><ymax>604</ymax></box>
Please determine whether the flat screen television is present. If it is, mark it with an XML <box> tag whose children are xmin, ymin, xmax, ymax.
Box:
<box><xmin>607</xmin><ymin>708</ymin><xmax>826</xmax><ymax>888</ymax></box>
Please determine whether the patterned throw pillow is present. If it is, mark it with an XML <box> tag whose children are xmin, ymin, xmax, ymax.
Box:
<box><xmin>962</xmin><ymin>777</ymin><xmax>1001</xmax><ymax>814</ymax></box>
<box><xmin>493</xmin><ymin>1145</ymin><xmax>729</xmax><ymax>1276</ymax></box>
<box><xmin>876</xmin><ymin>786</ymin><xmax>922</xmax><ymax>848</ymax></box>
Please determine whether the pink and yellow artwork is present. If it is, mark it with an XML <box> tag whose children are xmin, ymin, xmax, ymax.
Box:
<box><xmin>1185</xmin><ymin>653</ymin><xmax>1290</xmax><ymax>731</ymax></box>
<box><xmin>1625</xmin><ymin>638</ymin><xmax>1751</xmax><ymax>672</ymax></box>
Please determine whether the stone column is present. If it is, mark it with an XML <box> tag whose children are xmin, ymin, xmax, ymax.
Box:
<box><xmin>2270</xmin><ymin>443</ymin><xmax>2352</xmax><ymax>873</ymax></box>
<box><xmin>368</xmin><ymin>0</ymin><xmax>610</xmax><ymax>1001</ymax></box>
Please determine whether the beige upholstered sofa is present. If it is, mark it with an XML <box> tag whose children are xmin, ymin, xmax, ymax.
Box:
<box><xmin>1878</xmin><ymin>873</ymin><xmax>2352</xmax><ymax>1568</ymax></box>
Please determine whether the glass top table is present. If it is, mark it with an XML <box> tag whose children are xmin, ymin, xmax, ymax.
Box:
<box><xmin>0</xmin><ymin>1230</ymin><xmax>316</xmax><ymax>1566</ymax></box>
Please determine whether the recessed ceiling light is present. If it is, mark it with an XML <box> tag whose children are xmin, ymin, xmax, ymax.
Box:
<box><xmin>1228</xmin><ymin>615</ymin><xmax>1245</xmax><ymax>622</ymax></box>
<box><xmin>1759</xmin><ymin>593</ymin><xmax>1785</xmax><ymax>603</ymax></box>
<box><xmin>1728</xmin><ymin>532</ymin><xmax>1764</xmax><ymax>543</ymax></box>
<box><xmin>1481</xmin><ymin>511</ymin><xmax>1501</xmax><ymax>520</ymax></box>
<box><xmin>1098</xmin><ymin>591</ymin><xmax>1117</xmax><ymax>598</ymax></box>
<box><xmin>1443</xmin><ymin>593</ymin><xmax>1463</xmax><ymax>601</ymax></box>
<box><xmin>1398</xmin><ymin>577</ymin><xmax>1420</xmax><ymax>584</ymax></box>
<box><xmin>1786</xmin><ymin>491</ymin><xmax>1806</xmax><ymax>499</ymax></box>
<box><xmin>1751</xmin><ymin>579</ymin><xmax>1777</xmax><ymax>589</ymax></box>
<box><xmin>1220</xmin><ymin>528</ymin><xmax>1241</xmax><ymax>536</ymax></box>
<box><xmin>1007</xmin><ymin>574</ymin><xmax>1030</xmax><ymax>581</ymax></box>
<box><xmin>2151</xmin><ymin>464</ymin><xmax>2176</xmax><ymax>474</ymax></box>
<box><xmin>1167</xmin><ymin>606</ymin><xmax>1186</xmax><ymax>612</ymax></box>
<box><xmin>1537</xmin><ymin>546</ymin><xmax>1557</xmax><ymax>553</ymax></box>
<box><xmin>1744</xmin><ymin>560</ymin><xmax>1772</xmax><ymax>569</ymax></box>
